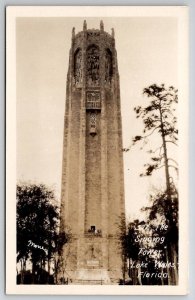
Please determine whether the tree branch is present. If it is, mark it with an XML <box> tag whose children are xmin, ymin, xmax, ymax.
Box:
<box><xmin>165</xmin><ymin>140</ymin><xmax>178</xmax><ymax>146</ymax></box>
<box><xmin>155</xmin><ymin>164</ymin><xmax>165</xmax><ymax>170</ymax></box>
<box><xmin>168</xmin><ymin>165</ymin><xmax>178</xmax><ymax>171</ymax></box>
<box><xmin>143</xmin><ymin>125</ymin><xmax>160</xmax><ymax>139</ymax></box>
<box><xmin>152</xmin><ymin>144</ymin><xmax>164</xmax><ymax>156</ymax></box>
<box><xmin>168</xmin><ymin>158</ymin><xmax>178</xmax><ymax>166</ymax></box>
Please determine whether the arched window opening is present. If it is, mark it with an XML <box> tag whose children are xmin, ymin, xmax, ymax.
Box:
<box><xmin>74</xmin><ymin>48</ymin><xmax>82</xmax><ymax>84</ymax></box>
<box><xmin>105</xmin><ymin>49</ymin><xmax>113</xmax><ymax>83</ymax></box>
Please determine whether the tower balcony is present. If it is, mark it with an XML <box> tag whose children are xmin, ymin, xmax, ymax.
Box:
<box><xmin>86</xmin><ymin>100</ymin><xmax>101</xmax><ymax>110</ymax></box>
<box><xmin>85</xmin><ymin>228</ymin><xmax>102</xmax><ymax>237</ymax></box>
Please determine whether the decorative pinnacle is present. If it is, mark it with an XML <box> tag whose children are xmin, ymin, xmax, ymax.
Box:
<box><xmin>100</xmin><ymin>20</ymin><xmax>104</xmax><ymax>31</ymax></box>
<box><xmin>83</xmin><ymin>20</ymin><xmax>87</xmax><ymax>31</ymax></box>
<box><xmin>72</xmin><ymin>27</ymin><xmax>75</xmax><ymax>38</ymax></box>
<box><xmin>111</xmin><ymin>28</ymin><xmax>115</xmax><ymax>38</ymax></box>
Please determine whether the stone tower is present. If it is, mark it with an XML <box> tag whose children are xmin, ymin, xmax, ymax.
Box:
<box><xmin>60</xmin><ymin>20</ymin><xmax>125</xmax><ymax>284</ymax></box>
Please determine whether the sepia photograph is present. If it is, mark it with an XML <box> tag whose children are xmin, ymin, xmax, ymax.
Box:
<box><xmin>6</xmin><ymin>6</ymin><xmax>188</xmax><ymax>295</ymax></box>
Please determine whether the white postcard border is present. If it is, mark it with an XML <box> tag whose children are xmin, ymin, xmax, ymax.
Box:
<box><xmin>6</xmin><ymin>5</ymin><xmax>189</xmax><ymax>295</ymax></box>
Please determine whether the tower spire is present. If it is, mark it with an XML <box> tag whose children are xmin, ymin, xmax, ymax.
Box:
<box><xmin>83</xmin><ymin>20</ymin><xmax>87</xmax><ymax>31</ymax></box>
<box><xmin>72</xmin><ymin>27</ymin><xmax>75</xmax><ymax>39</ymax></box>
<box><xmin>100</xmin><ymin>20</ymin><xmax>104</xmax><ymax>31</ymax></box>
<box><xmin>111</xmin><ymin>28</ymin><xmax>115</xmax><ymax>38</ymax></box>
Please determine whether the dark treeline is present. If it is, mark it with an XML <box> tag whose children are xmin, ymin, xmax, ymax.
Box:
<box><xmin>16</xmin><ymin>183</ymin><xmax>70</xmax><ymax>284</ymax></box>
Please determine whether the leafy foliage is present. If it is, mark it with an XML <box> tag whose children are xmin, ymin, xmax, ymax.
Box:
<box><xmin>16</xmin><ymin>183</ymin><xmax>69</xmax><ymax>283</ymax></box>
<box><xmin>143</xmin><ymin>187</ymin><xmax>178</xmax><ymax>249</ymax></box>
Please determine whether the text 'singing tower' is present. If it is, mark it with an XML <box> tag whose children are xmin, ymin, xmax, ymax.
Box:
<box><xmin>61</xmin><ymin>21</ymin><xmax>125</xmax><ymax>284</ymax></box>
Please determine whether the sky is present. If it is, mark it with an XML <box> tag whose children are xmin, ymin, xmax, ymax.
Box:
<box><xmin>16</xmin><ymin>17</ymin><xmax>178</xmax><ymax>220</ymax></box>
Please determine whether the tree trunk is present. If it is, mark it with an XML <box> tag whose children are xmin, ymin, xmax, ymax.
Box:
<box><xmin>122</xmin><ymin>254</ymin><xmax>126</xmax><ymax>284</ymax></box>
<box><xmin>128</xmin><ymin>258</ymin><xmax>131</xmax><ymax>279</ymax></box>
<box><xmin>173</xmin><ymin>244</ymin><xmax>178</xmax><ymax>284</ymax></box>
<box><xmin>32</xmin><ymin>260</ymin><xmax>36</xmax><ymax>284</ymax></box>
<box><xmin>20</xmin><ymin>259</ymin><xmax>24</xmax><ymax>284</ymax></box>
<box><xmin>159</xmin><ymin>106</ymin><xmax>171</xmax><ymax>194</ymax></box>
<box><xmin>54</xmin><ymin>257</ymin><xmax>58</xmax><ymax>284</ymax></box>
<box><xmin>169</xmin><ymin>243</ymin><xmax>178</xmax><ymax>285</ymax></box>
<box><xmin>159</xmin><ymin>104</ymin><xmax>178</xmax><ymax>285</ymax></box>
<box><xmin>161</xmin><ymin>267</ymin><xmax>164</xmax><ymax>285</ymax></box>
<box><xmin>47</xmin><ymin>257</ymin><xmax>51</xmax><ymax>284</ymax></box>
<box><xmin>137</xmin><ymin>260</ymin><xmax>142</xmax><ymax>285</ymax></box>
<box><xmin>165</xmin><ymin>247</ymin><xmax>172</xmax><ymax>285</ymax></box>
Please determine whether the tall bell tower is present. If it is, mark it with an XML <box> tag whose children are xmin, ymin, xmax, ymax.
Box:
<box><xmin>60</xmin><ymin>20</ymin><xmax>125</xmax><ymax>284</ymax></box>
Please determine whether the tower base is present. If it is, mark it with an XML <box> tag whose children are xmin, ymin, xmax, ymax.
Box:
<box><xmin>74</xmin><ymin>268</ymin><xmax>110</xmax><ymax>285</ymax></box>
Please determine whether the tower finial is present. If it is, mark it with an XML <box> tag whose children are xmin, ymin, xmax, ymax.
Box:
<box><xmin>83</xmin><ymin>20</ymin><xmax>87</xmax><ymax>31</ymax></box>
<box><xmin>111</xmin><ymin>28</ymin><xmax>115</xmax><ymax>38</ymax></box>
<box><xmin>72</xmin><ymin>27</ymin><xmax>75</xmax><ymax>38</ymax></box>
<box><xmin>100</xmin><ymin>20</ymin><xmax>104</xmax><ymax>31</ymax></box>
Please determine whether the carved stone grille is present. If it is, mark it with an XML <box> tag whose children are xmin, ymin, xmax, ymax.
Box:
<box><xmin>86</xmin><ymin>92</ymin><xmax>101</xmax><ymax>110</ymax></box>
<box><xmin>89</xmin><ymin>112</ymin><xmax>97</xmax><ymax>136</ymax></box>
<box><xmin>86</xmin><ymin>45</ymin><xmax>100</xmax><ymax>87</ymax></box>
